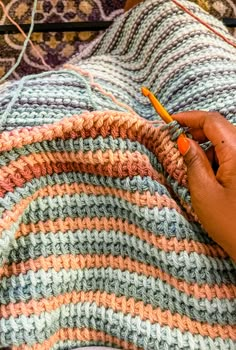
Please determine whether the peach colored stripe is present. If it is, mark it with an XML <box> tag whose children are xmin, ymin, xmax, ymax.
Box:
<box><xmin>0</xmin><ymin>112</ymin><xmax>158</xmax><ymax>152</ymax></box>
<box><xmin>34</xmin><ymin>182</ymin><xmax>181</xmax><ymax>210</ymax></box>
<box><xmin>0</xmin><ymin>180</ymin><xmax>181</xmax><ymax>231</ymax></box>
<box><xmin>17</xmin><ymin>215</ymin><xmax>226</xmax><ymax>257</ymax></box>
<box><xmin>4</xmin><ymin>290</ymin><xmax>236</xmax><ymax>339</ymax></box>
<box><xmin>0</xmin><ymin>111</ymin><xmax>186</xmax><ymax>187</ymax></box>
<box><xmin>0</xmin><ymin>148</ymin><xmax>165</xmax><ymax>198</ymax></box>
<box><xmin>0</xmin><ymin>148</ymin><xmax>165</xmax><ymax>231</ymax></box>
<box><xmin>1</xmin><ymin>254</ymin><xmax>235</xmax><ymax>302</ymax></box>
<box><xmin>12</xmin><ymin>211</ymin><xmax>226</xmax><ymax>258</ymax></box>
<box><xmin>13</xmin><ymin>328</ymin><xmax>141</xmax><ymax>350</ymax></box>
<box><xmin>0</xmin><ymin>111</ymin><xmax>194</xmax><ymax>216</ymax></box>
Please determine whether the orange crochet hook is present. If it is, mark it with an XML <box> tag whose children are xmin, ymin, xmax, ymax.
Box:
<box><xmin>141</xmin><ymin>86</ymin><xmax>173</xmax><ymax>124</ymax></box>
<box><xmin>142</xmin><ymin>87</ymin><xmax>188</xmax><ymax>148</ymax></box>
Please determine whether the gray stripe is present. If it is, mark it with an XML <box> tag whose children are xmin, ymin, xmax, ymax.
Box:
<box><xmin>7</xmin><ymin>229</ymin><xmax>236</xmax><ymax>287</ymax></box>
<box><xmin>0</xmin><ymin>136</ymin><xmax>162</xmax><ymax>173</ymax></box>
<box><xmin>0</xmin><ymin>301</ymin><xmax>234</xmax><ymax>349</ymax></box>
<box><xmin>1</xmin><ymin>259</ymin><xmax>235</xmax><ymax>324</ymax></box>
<box><xmin>0</xmin><ymin>172</ymin><xmax>170</xmax><ymax>211</ymax></box>
<box><xmin>20</xmin><ymin>193</ymin><xmax>205</xmax><ymax>242</ymax></box>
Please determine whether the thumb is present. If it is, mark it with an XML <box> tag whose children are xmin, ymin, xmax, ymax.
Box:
<box><xmin>177</xmin><ymin>135</ymin><xmax>217</xmax><ymax>194</ymax></box>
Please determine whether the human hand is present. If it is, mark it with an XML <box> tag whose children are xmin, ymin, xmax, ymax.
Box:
<box><xmin>173</xmin><ymin>111</ymin><xmax>236</xmax><ymax>261</ymax></box>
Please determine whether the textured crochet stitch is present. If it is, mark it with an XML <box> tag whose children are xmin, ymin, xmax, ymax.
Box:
<box><xmin>0</xmin><ymin>0</ymin><xmax>236</xmax><ymax>349</ymax></box>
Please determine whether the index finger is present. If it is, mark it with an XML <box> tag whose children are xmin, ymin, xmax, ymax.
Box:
<box><xmin>173</xmin><ymin>111</ymin><xmax>236</xmax><ymax>147</ymax></box>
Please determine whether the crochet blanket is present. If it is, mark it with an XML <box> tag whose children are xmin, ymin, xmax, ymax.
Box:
<box><xmin>0</xmin><ymin>0</ymin><xmax>235</xmax><ymax>79</ymax></box>
<box><xmin>0</xmin><ymin>0</ymin><xmax>236</xmax><ymax>349</ymax></box>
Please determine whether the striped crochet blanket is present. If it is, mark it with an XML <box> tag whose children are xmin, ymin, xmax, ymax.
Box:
<box><xmin>0</xmin><ymin>0</ymin><xmax>236</xmax><ymax>349</ymax></box>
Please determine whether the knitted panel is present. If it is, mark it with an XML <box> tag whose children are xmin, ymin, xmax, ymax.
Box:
<box><xmin>0</xmin><ymin>1</ymin><xmax>236</xmax><ymax>349</ymax></box>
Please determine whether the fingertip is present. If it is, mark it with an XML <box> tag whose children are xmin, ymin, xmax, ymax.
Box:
<box><xmin>177</xmin><ymin>135</ymin><xmax>190</xmax><ymax>156</ymax></box>
<box><xmin>172</xmin><ymin>111</ymin><xmax>205</xmax><ymax>127</ymax></box>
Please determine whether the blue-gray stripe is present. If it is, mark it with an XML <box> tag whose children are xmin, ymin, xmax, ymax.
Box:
<box><xmin>1</xmin><ymin>263</ymin><xmax>235</xmax><ymax>325</ymax></box>
<box><xmin>20</xmin><ymin>193</ymin><xmax>205</xmax><ymax>242</ymax></box>
<box><xmin>4</xmin><ymin>229</ymin><xmax>236</xmax><ymax>289</ymax></box>
<box><xmin>1</xmin><ymin>301</ymin><xmax>235</xmax><ymax>349</ymax></box>
<box><xmin>0</xmin><ymin>136</ymin><xmax>162</xmax><ymax>173</ymax></box>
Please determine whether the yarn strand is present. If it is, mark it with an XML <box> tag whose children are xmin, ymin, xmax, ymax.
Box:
<box><xmin>0</xmin><ymin>0</ymin><xmax>50</xmax><ymax>72</ymax></box>
<box><xmin>0</xmin><ymin>0</ymin><xmax>40</xmax><ymax>83</ymax></box>
<box><xmin>171</xmin><ymin>0</ymin><xmax>236</xmax><ymax>49</ymax></box>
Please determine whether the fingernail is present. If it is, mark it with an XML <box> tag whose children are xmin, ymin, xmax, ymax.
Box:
<box><xmin>177</xmin><ymin>135</ymin><xmax>190</xmax><ymax>156</ymax></box>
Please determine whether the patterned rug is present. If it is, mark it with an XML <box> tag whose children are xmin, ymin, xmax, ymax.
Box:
<box><xmin>0</xmin><ymin>0</ymin><xmax>235</xmax><ymax>79</ymax></box>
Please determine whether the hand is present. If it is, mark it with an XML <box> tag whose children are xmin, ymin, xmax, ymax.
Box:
<box><xmin>173</xmin><ymin>111</ymin><xmax>236</xmax><ymax>262</ymax></box>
